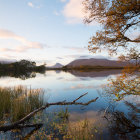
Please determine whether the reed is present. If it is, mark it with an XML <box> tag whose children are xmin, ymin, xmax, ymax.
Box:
<box><xmin>0</xmin><ymin>86</ymin><xmax>44</xmax><ymax>124</ymax></box>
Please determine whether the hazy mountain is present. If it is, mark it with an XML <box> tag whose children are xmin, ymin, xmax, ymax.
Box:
<box><xmin>49</xmin><ymin>63</ymin><xmax>63</xmax><ymax>68</ymax></box>
<box><xmin>0</xmin><ymin>59</ymin><xmax>16</xmax><ymax>64</ymax></box>
<box><xmin>66</xmin><ymin>58</ymin><xmax>128</xmax><ymax>67</ymax></box>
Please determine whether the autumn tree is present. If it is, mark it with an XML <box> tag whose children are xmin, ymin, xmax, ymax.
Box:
<box><xmin>104</xmin><ymin>66</ymin><xmax>140</xmax><ymax>101</ymax></box>
<box><xmin>118</xmin><ymin>47</ymin><xmax>140</xmax><ymax>66</ymax></box>
<box><xmin>83</xmin><ymin>0</ymin><xmax>140</xmax><ymax>55</ymax></box>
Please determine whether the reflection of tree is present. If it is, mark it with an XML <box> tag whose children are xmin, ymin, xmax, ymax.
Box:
<box><xmin>0</xmin><ymin>59</ymin><xmax>46</xmax><ymax>80</ymax></box>
<box><xmin>105</xmin><ymin>102</ymin><xmax>140</xmax><ymax>140</ymax></box>
<box><xmin>17</xmin><ymin>72</ymin><xmax>36</xmax><ymax>80</ymax></box>
<box><xmin>0</xmin><ymin>71</ymin><xmax>37</xmax><ymax>80</ymax></box>
<box><xmin>105</xmin><ymin>66</ymin><xmax>140</xmax><ymax>101</ymax></box>
<box><xmin>30</xmin><ymin>108</ymin><xmax>98</xmax><ymax>140</ymax></box>
<box><xmin>102</xmin><ymin>66</ymin><xmax>140</xmax><ymax>139</ymax></box>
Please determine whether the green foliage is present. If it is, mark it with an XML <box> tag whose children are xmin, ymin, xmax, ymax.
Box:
<box><xmin>0</xmin><ymin>59</ymin><xmax>46</xmax><ymax>79</ymax></box>
<box><xmin>0</xmin><ymin>86</ymin><xmax>44</xmax><ymax>123</ymax></box>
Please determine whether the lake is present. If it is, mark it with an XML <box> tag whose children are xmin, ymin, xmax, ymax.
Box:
<box><xmin>0</xmin><ymin>70</ymin><xmax>139</xmax><ymax>140</ymax></box>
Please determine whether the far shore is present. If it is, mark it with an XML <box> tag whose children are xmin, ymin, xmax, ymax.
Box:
<box><xmin>46</xmin><ymin>66</ymin><xmax>131</xmax><ymax>71</ymax></box>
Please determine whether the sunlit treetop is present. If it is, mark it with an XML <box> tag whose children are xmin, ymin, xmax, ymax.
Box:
<box><xmin>83</xmin><ymin>0</ymin><xmax>140</xmax><ymax>55</ymax></box>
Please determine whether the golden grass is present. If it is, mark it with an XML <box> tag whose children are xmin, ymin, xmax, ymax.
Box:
<box><xmin>0</xmin><ymin>86</ymin><xmax>44</xmax><ymax>124</ymax></box>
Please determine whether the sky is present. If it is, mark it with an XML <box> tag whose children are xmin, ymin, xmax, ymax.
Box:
<box><xmin>0</xmin><ymin>0</ymin><xmax>111</xmax><ymax>66</ymax></box>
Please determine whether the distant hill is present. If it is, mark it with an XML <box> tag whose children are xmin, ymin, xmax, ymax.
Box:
<box><xmin>48</xmin><ymin>63</ymin><xmax>63</xmax><ymax>68</ymax></box>
<box><xmin>0</xmin><ymin>59</ymin><xmax>16</xmax><ymax>64</ymax></box>
<box><xmin>66</xmin><ymin>58</ymin><xmax>128</xmax><ymax>68</ymax></box>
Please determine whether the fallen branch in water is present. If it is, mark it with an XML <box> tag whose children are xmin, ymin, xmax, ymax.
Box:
<box><xmin>0</xmin><ymin>92</ymin><xmax>98</xmax><ymax>132</ymax></box>
<box><xmin>0</xmin><ymin>123</ymin><xmax>43</xmax><ymax>132</ymax></box>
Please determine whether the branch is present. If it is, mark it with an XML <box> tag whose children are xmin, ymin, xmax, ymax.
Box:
<box><xmin>122</xmin><ymin>21</ymin><xmax>140</xmax><ymax>33</ymax></box>
<box><xmin>0</xmin><ymin>123</ymin><xmax>43</xmax><ymax>132</ymax></box>
<box><xmin>72</xmin><ymin>92</ymin><xmax>88</xmax><ymax>103</ymax></box>
<box><xmin>0</xmin><ymin>93</ymin><xmax>98</xmax><ymax>132</ymax></box>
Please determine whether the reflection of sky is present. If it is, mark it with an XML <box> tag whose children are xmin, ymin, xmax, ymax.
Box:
<box><xmin>0</xmin><ymin>70</ymin><xmax>139</xmax><ymax>114</ymax></box>
<box><xmin>0</xmin><ymin>70</ymin><xmax>118</xmax><ymax>108</ymax></box>
<box><xmin>0</xmin><ymin>70</ymin><xmax>116</xmax><ymax>94</ymax></box>
<box><xmin>0</xmin><ymin>70</ymin><xmax>139</xmax><ymax>139</ymax></box>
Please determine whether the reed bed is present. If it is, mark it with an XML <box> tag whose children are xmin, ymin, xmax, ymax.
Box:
<box><xmin>0</xmin><ymin>86</ymin><xmax>44</xmax><ymax>124</ymax></box>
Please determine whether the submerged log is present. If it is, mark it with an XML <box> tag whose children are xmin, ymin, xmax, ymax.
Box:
<box><xmin>0</xmin><ymin>93</ymin><xmax>98</xmax><ymax>132</ymax></box>
<box><xmin>0</xmin><ymin>123</ymin><xmax>43</xmax><ymax>132</ymax></box>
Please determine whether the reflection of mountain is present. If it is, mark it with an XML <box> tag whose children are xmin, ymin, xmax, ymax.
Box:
<box><xmin>66</xmin><ymin>58</ymin><xmax>128</xmax><ymax>67</ymax></box>
<box><xmin>68</xmin><ymin>70</ymin><xmax>122</xmax><ymax>78</ymax></box>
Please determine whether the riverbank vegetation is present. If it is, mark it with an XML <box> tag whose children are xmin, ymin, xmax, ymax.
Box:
<box><xmin>30</xmin><ymin>110</ymin><xmax>102</xmax><ymax>140</ymax></box>
<box><xmin>0</xmin><ymin>86</ymin><xmax>45</xmax><ymax>124</ymax></box>
<box><xmin>0</xmin><ymin>60</ymin><xmax>46</xmax><ymax>79</ymax></box>
<box><xmin>104</xmin><ymin>66</ymin><xmax>140</xmax><ymax>101</ymax></box>
<box><xmin>0</xmin><ymin>60</ymin><xmax>46</xmax><ymax>74</ymax></box>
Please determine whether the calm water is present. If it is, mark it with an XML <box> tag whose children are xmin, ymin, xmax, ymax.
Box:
<box><xmin>0</xmin><ymin>70</ymin><xmax>140</xmax><ymax>140</ymax></box>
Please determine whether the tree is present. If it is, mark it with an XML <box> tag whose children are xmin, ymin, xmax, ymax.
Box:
<box><xmin>118</xmin><ymin>47</ymin><xmax>140</xmax><ymax>66</ymax></box>
<box><xmin>18</xmin><ymin>60</ymin><xmax>36</xmax><ymax>68</ymax></box>
<box><xmin>104</xmin><ymin>66</ymin><xmax>140</xmax><ymax>101</ymax></box>
<box><xmin>83</xmin><ymin>0</ymin><xmax>140</xmax><ymax>55</ymax></box>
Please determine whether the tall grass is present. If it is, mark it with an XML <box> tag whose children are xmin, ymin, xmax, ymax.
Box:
<box><xmin>0</xmin><ymin>86</ymin><xmax>44</xmax><ymax>124</ymax></box>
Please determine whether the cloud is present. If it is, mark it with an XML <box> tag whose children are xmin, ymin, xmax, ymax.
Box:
<box><xmin>0</xmin><ymin>47</ymin><xmax>30</xmax><ymax>53</ymax></box>
<box><xmin>60</xmin><ymin>0</ymin><xmax>67</xmax><ymax>2</ymax></box>
<box><xmin>62</xmin><ymin>0</ymin><xmax>84</xmax><ymax>24</ymax></box>
<box><xmin>63</xmin><ymin>54</ymin><xmax>90</xmax><ymax>59</ymax></box>
<box><xmin>62</xmin><ymin>0</ymin><xmax>98</xmax><ymax>25</ymax></box>
<box><xmin>27</xmin><ymin>2</ymin><xmax>42</xmax><ymax>9</ymax></box>
<box><xmin>0</xmin><ymin>29</ymin><xmax>45</xmax><ymax>53</ymax></box>
<box><xmin>28</xmin><ymin>2</ymin><xmax>34</xmax><ymax>8</ymax></box>
<box><xmin>79</xmin><ymin>55</ymin><xmax>92</xmax><ymax>59</ymax></box>
<box><xmin>61</xmin><ymin>54</ymin><xmax>90</xmax><ymax>60</ymax></box>
<box><xmin>63</xmin><ymin>46</ymin><xmax>87</xmax><ymax>52</ymax></box>
<box><xmin>65</xmin><ymin>84</ymin><xmax>101</xmax><ymax>90</ymax></box>
<box><xmin>61</xmin><ymin>53</ymin><xmax>114</xmax><ymax>62</ymax></box>
<box><xmin>56</xmin><ymin>57</ymin><xmax>63</xmax><ymax>59</ymax></box>
<box><xmin>54</xmin><ymin>11</ymin><xmax>60</xmax><ymax>16</ymax></box>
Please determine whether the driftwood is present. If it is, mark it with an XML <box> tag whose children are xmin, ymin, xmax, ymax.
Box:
<box><xmin>22</xmin><ymin>124</ymin><xmax>42</xmax><ymax>140</ymax></box>
<box><xmin>0</xmin><ymin>93</ymin><xmax>98</xmax><ymax>132</ymax></box>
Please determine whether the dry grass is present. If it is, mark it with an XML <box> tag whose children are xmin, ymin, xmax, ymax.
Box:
<box><xmin>0</xmin><ymin>86</ymin><xmax>44</xmax><ymax>124</ymax></box>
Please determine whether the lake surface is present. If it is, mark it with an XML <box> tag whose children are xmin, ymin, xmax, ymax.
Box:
<box><xmin>0</xmin><ymin>70</ymin><xmax>140</xmax><ymax>140</ymax></box>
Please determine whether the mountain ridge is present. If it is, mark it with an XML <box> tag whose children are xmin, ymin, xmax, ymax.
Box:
<box><xmin>48</xmin><ymin>63</ymin><xmax>63</xmax><ymax>68</ymax></box>
<box><xmin>66</xmin><ymin>58</ymin><xmax>128</xmax><ymax>67</ymax></box>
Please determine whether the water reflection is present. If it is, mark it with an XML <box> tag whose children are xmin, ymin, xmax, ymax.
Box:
<box><xmin>68</xmin><ymin>69</ymin><xmax>122</xmax><ymax>78</ymax></box>
<box><xmin>104</xmin><ymin>101</ymin><xmax>140</xmax><ymax>140</ymax></box>
<box><xmin>0</xmin><ymin>69</ymin><xmax>139</xmax><ymax>140</ymax></box>
<box><xmin>0</xmin><ymin>71</ymin><xmax>46</xmax><ymax>80</ymax></box>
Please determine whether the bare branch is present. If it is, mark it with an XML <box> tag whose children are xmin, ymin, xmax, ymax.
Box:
<box><xmin>0</xmin><ymin>93</ymin><xmax>98</xmax><ymax>132</ymax></box>
<box><xmin>72</xmin><ymin>92</ymin><xmax>88</xmax><ymax>103</ymax></box>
